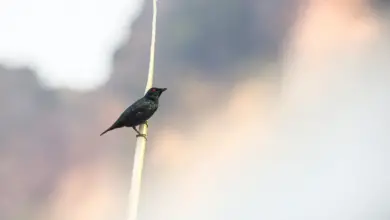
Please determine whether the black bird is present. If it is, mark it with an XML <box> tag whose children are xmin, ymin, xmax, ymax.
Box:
<box><xmin>100</xmin><ymin>87</ymin><xmax>167</xmax><ymax>138</ymax></box>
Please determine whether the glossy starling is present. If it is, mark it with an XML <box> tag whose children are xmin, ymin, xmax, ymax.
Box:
<box><xmin>100</xmin><ymin>87</ymin><xmax>167</xmax><ymax>138</ymax></box>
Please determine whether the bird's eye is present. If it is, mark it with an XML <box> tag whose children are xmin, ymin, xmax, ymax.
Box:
<box><xmin>151</xmin><ymin>88</ymin><xmax>156</xmax><ymax>92</ymax></box>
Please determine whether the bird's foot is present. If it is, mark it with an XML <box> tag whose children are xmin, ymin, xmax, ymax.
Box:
<box><xmin>144</xmin><ymin>121</ymin><xmax>149</xmax><ymax>127</ymax></box>
<box><xmin>136</xmin><ymin>133</ymin><xmax>148</xmax><ymax>140</ymax></box>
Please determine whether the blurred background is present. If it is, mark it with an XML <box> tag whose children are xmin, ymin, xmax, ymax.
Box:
<box><xmin>0</xmin><ymin>0</ymin><xmax>389</xmax><ymax>219</ymax></box>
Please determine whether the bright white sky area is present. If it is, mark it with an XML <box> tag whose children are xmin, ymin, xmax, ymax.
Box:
<box><xmin>0</xmin><ymin>0</ymin><xmax>144</xmax><ymax>90</ymax></box>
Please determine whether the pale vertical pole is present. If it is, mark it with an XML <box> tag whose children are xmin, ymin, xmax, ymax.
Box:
<box><xmin>126</xmin><ymin>0</ymin><xmax>158</xmax><ymax>220</ymax></box>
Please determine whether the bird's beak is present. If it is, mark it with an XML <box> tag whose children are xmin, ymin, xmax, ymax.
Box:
<box><xmin>161</xmin><ymin>88</ymin><xmax>167</xmax><ymax>92</ymax></box>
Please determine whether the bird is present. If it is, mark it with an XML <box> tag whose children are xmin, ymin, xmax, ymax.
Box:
<box><xmin>100</xmin><ymin>87</ymin><xmax>167</xmax><ymax>138</ymax></box>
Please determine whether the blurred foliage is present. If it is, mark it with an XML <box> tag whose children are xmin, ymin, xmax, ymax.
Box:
<box><xmin>163</xmin><ymin>0</ymin><xmax>258</xmax><ymax>69</ymax></box>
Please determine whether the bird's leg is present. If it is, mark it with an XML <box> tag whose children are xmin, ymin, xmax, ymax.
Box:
<box><xmin>144</xmin><ymin>121</ymin><xmax>148</xmax><ymax>127</ymax></box>
<box><xmin>132</xmin><ymin>126</ymin><xmax>147</xmax><ymax>140</ymax></box>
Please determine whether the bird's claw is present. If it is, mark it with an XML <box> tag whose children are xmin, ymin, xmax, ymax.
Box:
<box><xmin>136</xmin><ymin>133</ymin><xmax>148</xmax><ymax>140</ymax></box>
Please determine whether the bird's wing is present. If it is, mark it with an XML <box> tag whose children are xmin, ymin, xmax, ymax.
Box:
<box><xmin>122</xmin><ymin>98</ymin><xmax>151</xmax><ymax>119</ymax></box>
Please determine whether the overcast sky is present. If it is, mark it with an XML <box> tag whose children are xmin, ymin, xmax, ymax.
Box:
<box><xmin>0</xmin><ymin>0</ymin><xmax>143</xmax><ymax>90</ymax></box>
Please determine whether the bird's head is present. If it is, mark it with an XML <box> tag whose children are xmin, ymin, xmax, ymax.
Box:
<box><xmin>144</xmin><ymin>87</ymin><xmax>167</xmax><ymax>99</ymax></box>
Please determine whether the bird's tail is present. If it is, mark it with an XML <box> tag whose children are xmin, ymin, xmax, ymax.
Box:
<box><xmin>100</xmin><ymin>125</ymin><xmax>116</xmax><ymax>136</ymax></box>
<box><xmin>100</xmin><ymin>120</ymin><xmax>124</xmax><ymax>136</ymax></box>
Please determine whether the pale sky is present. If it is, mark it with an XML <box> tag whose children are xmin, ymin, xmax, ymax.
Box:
<box><xmin>0</xmin><ymin>0</ymin><xmax>144</xmax><ymax>90</ymax></box>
